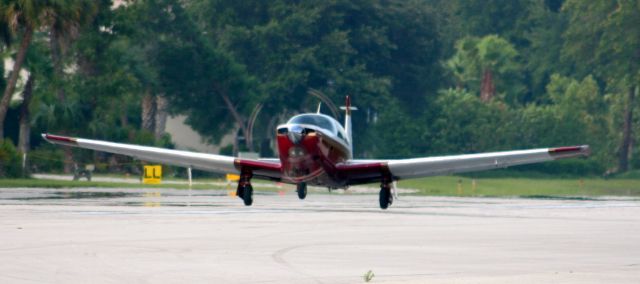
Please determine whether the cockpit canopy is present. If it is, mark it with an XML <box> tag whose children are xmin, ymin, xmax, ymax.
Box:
<box><xmin>287</xmin><ymin>114</ymin><xmax>349</xmax><ymax>144</ymax></box>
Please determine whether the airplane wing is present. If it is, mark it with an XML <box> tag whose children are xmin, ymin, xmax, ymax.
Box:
<box><xmin>339</xmin><ymin>146</ymin><xmax>590</xmax><ymax>184</ymax></box>
<box><xmin>42</xmin><ymin>134</ymin><xmax>282</xmax><ymax>181</ymax></box>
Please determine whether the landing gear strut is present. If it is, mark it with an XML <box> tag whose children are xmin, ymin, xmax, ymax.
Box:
<box><xmin>297</xmin><ymin>182</ymin><xmax>307</xmax><ymax>200</ymax></box>
<box><xmin>236</xmin><ymin>172</ymin><xmax>253</xmax><ymax>206</ymax></box>
<box><xmin>379</xmin><ymin>182</ymin><xmax>393</xmax><ymax>209</ymax></box>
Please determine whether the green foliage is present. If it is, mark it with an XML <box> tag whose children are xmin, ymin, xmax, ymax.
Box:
<box><xmin>562</xmin><ymin>0</ymin><xmax>640</xmax><ymax>81</ymax></box>
<box><xmin>0</xmin><ymin>139</ymin><xmax>21</xmax><ymax>177</ymax></box>
<box><xmin>446</xmin><ymin>35</ymin><xmax>525</xmax><ymax>104</ymax></box>
<box><xmin>431</xmin><ymin>88</ymin><xmax>512</xmax><ymax>153</ymax></box>
<box><xmin>191</xmin><ymin>0</ymin><xmax>442</xmax><ymax>148</ymax></box>
<box><xmin>521</xmin><ymin>2</ymin><xmax>569</xmax><ymax>98</ymax></box>
<box><xmin>0</xmin><ymin>60</ymin><xmax>4</xmax><ymax>96</ymax></box>
<box><xmin>219</xmin><ymin>144</ymin><xmax>234</xmax><ymax>156</ymax></box>
<box><xmin>28</xmin><ymin>145</ymin><xmax>64</xmax><ymax>173</ymax></box>
<box><xmin>402</xmin><ymin>175</ymin><xmax>640</xmax><ymax>197</ymax></box>
<box><xmin>3</xmin><ymin>0</ymin><xmax>640</xmax><ymax>177</ymax></box>
<box><xmin>450</xmin><ymin>0</ymin><xmax>535</xmax><ymax>48</ymax></box>
<box><xmin>428</xmin><ymin>76</ymin><xmax>609</xmax><ymax>175</ymax></box>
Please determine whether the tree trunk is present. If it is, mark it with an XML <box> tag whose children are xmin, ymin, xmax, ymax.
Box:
<box><xmin>141</xmin><ymin>90</ymin><xmax>156</xmax><ymax>132</ymax></box>
<box><xmin>18</xmin><ymin>74</ymin><xmax>34</xmax><ymax>176</ymax></box>
<box><xmin>618</xmin><ymin>85</ymin><xmax>635</xmax><ymax>172</ymax></box>
<box><xmin>154</xmin><ymin>95</ymin><xmax>168</xmax><ymax>140</ymax></box>
<box><xmin>219</xmin><ymin>92</ymin><xmax>253</xmax><ymax>152</ymax></box>
<box><xmin>0</xmin><ymin>27</ymin><xmax>33</xmax><ymax>139</ymax></box>
<box><xmin>63</xmin><ymin>147</ymin><xmax>74</xmax><ymax>174</ymax></box>
<box><xmin>480</xmin><ymin>68</ymin><xmax>495</xmax><ymax>102</ymax></box>
<box><xmin>120</xmin><ymin>113</ymin><xmax>128</xmax><ymax>128</ymax></box>
<box><xmin>50</xmin><ymin>29</ymin><xmax>66</xmax><ymax>101</ymax></box>
<box><xmin>18</xmin><ymin>74</ymin><xmax>34</xmax><ymax>154</ymax></box>
<box><xmin>247</xmin><ymin>103</ymin><xmax>263</xmax><ymax>153</ymax></box>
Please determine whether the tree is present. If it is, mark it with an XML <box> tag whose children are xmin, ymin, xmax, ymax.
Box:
<box><xmin>48</xmin><ymin>0</ymin><xmax>96</xmax><ymax>101</ymax></box>
<box><xmin>0</xmin><ymin>0</ymin><xmax>96</xmax><ymax>139</ymax></box>
<box><xmin>562</xmin><ymin>0</ymin><xmax>640</xmax><ymax>172</ymax></box>
<box><xmin>446</xmin><ymin>35</ymin><xmax>524</xmax><ymax>104</ymax></box>
<box><xmin>0</xmin><ymin>0</ymin><xmax>47</xmax><ymax>138</ymax></box>
<box><xmin>451</xmin><ymin>0</ymin><xmax>535</xmax><ymax>48</ymax></box>
<box><xmin>17</xmin><ymin>38</ymin><xmax>53</xmax><ymax>155</ymax></box>
<box><xmin>430</xmin><ymin>88</ymin><xmax>512</xmax><ymax>154</ymax></box>
<box><xmin>521</xmin><ymin>1</ymin><xmax>570</xmax><ymax>99</ymax></box>
<box><xmin>189</xmin><ymin>0</ymin><xmax>442</xmax><ymax>155</ymax></box>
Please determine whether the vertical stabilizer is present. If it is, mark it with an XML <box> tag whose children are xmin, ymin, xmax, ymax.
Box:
<box><xmin>340</xmin><ymin>96</ymin><xmax>357</xmax><ymax>155</ymax></box>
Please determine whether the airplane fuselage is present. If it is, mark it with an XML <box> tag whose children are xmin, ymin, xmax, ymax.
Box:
<box><xmin>276</xmin><ymin>114</ymin><xmax>352</xmax><ymax>188</ymax></box>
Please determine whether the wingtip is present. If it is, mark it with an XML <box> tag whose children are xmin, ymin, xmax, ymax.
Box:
<box><xmin>580</xmin><ymin>145</ymin><xmax>591</xmax><ymax>157</ymax></box>
<box><xmin>41</xmin><ymin>133</ymin><xmax>78</xmax><ymax>145</ymax></box>
<box><xmin>549</xmin><ymin>145</ymin><xmax>590</xmax><ymax>158</ymax></box>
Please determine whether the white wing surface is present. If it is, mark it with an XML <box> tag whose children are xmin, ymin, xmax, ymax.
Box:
<box><xmin>386</xmin><ymin>146</ymin><xmax>590</xmax><ymax>179</ymax></box>
<box><xmin>42</xmin><ymin>134</ymin><xmax>282</xmax><ymax>179</ymax></box>
<box><xmin>342</xmin><ymin>146</ymin><xmax>590</xmax><ymax>183</ymax></box>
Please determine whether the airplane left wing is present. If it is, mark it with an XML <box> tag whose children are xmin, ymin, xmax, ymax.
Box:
<box><xmin>340</xmin><ymin>146</ymin><xmax>590</xmax><ymax>184</ymax></box>
<box><xmin>42</xmin><ymin>134</ymin><xmax>282</xmax><ymax>181</ymax></box>
<box><xmin>385</xmin><ymin>146</ymin><xmax>590</xmax><ymax>179</ymax></box>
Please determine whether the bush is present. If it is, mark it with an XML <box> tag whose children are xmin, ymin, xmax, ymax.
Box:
<box><xmin>0</xmin><ymin>139</ymin><xmax>23</xmax><ymax>178</ymax></box>
<box><xmin>28</xmin><ymin>146</ymin><xmax>65</xmax><ymax>173</ymax></box>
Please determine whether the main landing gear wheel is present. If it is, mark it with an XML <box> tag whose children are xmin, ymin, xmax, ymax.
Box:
<box><xmin>236</xmin><ymin>186</ymin><xmax>244</xmax><ymax>200</ymax></box>
<box><xmin>237</xmin><ymin>171</ymin><xmax>253</xmax><ymax>206</ymax></box>
<box><xmin>379</xmin><ymin>185</ymin><xmax>392</xmax><ymax>209</ymax></box>
<box><xmin>242</xmin><ymin>184</ymin><xmax>253</xmax><ymax>206</ymax></box>
<box><xmin>297</xmin><ymin>182</ymin><xmax>307</xmax><ymax>200</ymax></box>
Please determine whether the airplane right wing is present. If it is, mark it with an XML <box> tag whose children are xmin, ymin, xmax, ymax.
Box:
<box><xmin>339</xmin><ymin>146</ymin><xmax>590</xmax><ymax>185</ymax></box>
<box><xmin>42</xmin><ymin>134</ymin><xmax>282</xmax><ymax>181</ymax></box>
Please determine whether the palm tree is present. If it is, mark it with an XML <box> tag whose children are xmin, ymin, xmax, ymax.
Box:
<box><xmin>0</xmin><ymin>0</ymin><xmax>95</xmax><ymax>139</ymax></box>
<box><xmin>49</xmin><ymin>0</ymin><xmax>96</xmax><ymax>101</ymax></box>
<box><xmin>0</xmin><ymin>0</ymin><xmax>46</xmax><ymax>138</ymax></box>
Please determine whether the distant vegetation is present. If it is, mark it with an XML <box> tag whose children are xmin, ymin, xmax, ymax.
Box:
<box><xmin>0</xmin><ymin>0</ymin><xmax>639</xmax><ymax>178</ymax></box>
<box><xmin>401</xmin><ymin>175</ymin><xmax>640</xmax><ymax>197</ymax></box>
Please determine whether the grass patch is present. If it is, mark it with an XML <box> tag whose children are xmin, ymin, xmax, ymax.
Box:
<box><xmin>398</xmin><ymin>176</ymin><xmax>640</xmax><ymax>197</ymax></box>
<box><xmin>2</xmin><ymin>175</ymin><xmax>640</xmax><ymax>197</ymax></box>
<box><xmin>0</xmin><ymin>178</ymin><xmax>281</xmax><ymax>192</ymax></box>
<box><xmin>0</xmin><ymin>178</ymin><xmax>219</xmax><ymax>189</ymax></box>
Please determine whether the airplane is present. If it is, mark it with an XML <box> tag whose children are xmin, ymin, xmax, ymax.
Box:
<box><xmin>42</xmin><ymin>96</ymin><xmax>590</xmax><ymax>209</ymax></box>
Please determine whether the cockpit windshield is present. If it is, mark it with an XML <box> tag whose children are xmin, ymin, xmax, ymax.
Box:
<box><xmin>286</xmin><ymin>114</ymin><xmax>349</xmax><ymax>144</ymax></box>
<box><xmin>288</xmin><ymin>114</ymin><xmax>336</xmax><ymax>133</ymax></box>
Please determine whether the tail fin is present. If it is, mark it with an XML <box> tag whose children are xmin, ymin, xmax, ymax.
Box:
<box><xmin>339</xmin><ymin>96</ymin><xmax>357</xmax><ymax>155</ymax></box>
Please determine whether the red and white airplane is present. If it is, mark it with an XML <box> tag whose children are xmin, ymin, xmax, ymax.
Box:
<box><xmin>43</xmin><ymin>96</ymin><xmax>589</xmax><ymax>209</ymax></box>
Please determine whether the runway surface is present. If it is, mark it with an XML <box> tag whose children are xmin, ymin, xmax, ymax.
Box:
<box><xmin>0</xmin><ymin>187</ymin><xmax>639</xmax><ymax>283</ymax></box>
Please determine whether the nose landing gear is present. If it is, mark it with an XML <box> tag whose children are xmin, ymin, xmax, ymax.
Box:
<box><xmin>297</xmin><ymin>182</ymin><xmax>307</xmax><ymax>200</ymax></box>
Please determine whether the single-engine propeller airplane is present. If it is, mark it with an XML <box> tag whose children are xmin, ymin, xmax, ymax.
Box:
<box><xmin>43</xmin><ymin>96</ymin><xmax>590</xmax><ymax>209</ymax></box>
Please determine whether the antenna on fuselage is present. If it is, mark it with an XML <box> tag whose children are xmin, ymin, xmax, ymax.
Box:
<box><xmin>316</xmin><ymin>102</ymin><xmax>322</xmax><ymax>114</ymax></box>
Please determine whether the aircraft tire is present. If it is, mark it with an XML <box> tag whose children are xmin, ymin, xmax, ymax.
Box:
<box><xmin>297</xmin><ymin>182</ymin><xmax>307</xmax><ymax>200</ymax></box>
<box><xmin>243</xmin><ymin>185</ymin><xmax>253</xmax><ymax>206</ymax></box>
<box><xmin>379</xmin><ymin>186</ymin><xmax>391</xmax><ymax>209</ymax></box>
<box><xmin>236</xmin><ymin>187</ymin><xmax>244</xmax><ymax>200</ymax></box>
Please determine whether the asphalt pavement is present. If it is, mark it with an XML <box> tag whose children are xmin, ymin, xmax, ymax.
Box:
<box><xmin>0</xmin><ymin>187</ymin><xmax>638</xmax><ymax>283</ymax></box>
